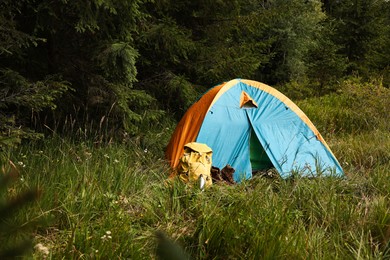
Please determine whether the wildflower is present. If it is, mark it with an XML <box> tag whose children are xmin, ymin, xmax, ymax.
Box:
<box><xmin>17</xmin><ymin>161</ymin><xmax>26</xmax><ymax>168</ymax></box>
<box><xmin>101</xmin><ymin>231</ymin><xmax>113</xmax><ymax>241</ymax></box>
<box><xmin>144</xmin><ymin>148</ymin><xmax>148</xmax><ymax>153</ymax></box>
<box><xmin>35</xmin><ymin>243</ymin><xmax>49</xmax><ymax>258</ymax></box>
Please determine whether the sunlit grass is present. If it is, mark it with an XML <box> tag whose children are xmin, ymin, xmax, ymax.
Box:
<box><xmin>4</xmin><ymin>131</ymin><xmax>388</xmax><ymax>259</ymax></box>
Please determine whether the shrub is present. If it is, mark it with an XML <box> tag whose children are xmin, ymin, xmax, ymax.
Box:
<box><xmin>297</xmin><ymin>77</ymin><xmax>390</xmax><ymax>135</ymax></box>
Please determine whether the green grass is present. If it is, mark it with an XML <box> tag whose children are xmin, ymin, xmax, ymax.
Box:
<box><xmin>1</xmin><ymin>78</ymin><xmax>390</xmax><ymax>259</ymax></box>
<box><xmin>3</xmin><ymin>131</ymin><xmax>389</xmax><ymax>259</ymax></box>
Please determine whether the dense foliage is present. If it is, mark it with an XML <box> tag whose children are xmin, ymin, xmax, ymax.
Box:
<box><xmin>1</xmin><ymin>0</ymin><xmax>389</xmax><ymax>147</ymax></box>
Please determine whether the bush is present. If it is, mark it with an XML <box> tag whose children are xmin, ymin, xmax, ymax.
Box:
<box><xmin>297</xmin><ymin>77</ymin><xmax>390</xmax><ymax>135</ymax></box>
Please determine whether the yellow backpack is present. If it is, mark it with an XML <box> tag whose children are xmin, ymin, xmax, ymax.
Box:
<box><xmin>178</xmin><ymin>142</ymin><xmax>213</xmax><ymax>188</ymax></box>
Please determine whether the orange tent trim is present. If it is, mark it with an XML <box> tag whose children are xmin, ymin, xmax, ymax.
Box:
<box><xmin>166</xmin><ymin>79</ymin><xmax>338</xmax><ymax>175</ymax></box>
<box><xmin>165</xmin><ymin>82</ymin><xmax>226</xmax><ymax>169</ymax></box>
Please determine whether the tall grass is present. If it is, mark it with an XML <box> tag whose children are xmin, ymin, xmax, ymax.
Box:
<box><xmin>5</xmin><ymin>132</ymin><xmax>389</xmax><ymax>259</ymax></box>
<box><xmin>2</xmin><ymin>77</ymin><xmax>389</xmax><ymax>259</ymax></box>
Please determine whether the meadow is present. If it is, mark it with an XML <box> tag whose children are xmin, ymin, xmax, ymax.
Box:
<box><xmin>1</xmin><ymin>79</ymin><xmax>389</xmax><ymax>259</ymax></box>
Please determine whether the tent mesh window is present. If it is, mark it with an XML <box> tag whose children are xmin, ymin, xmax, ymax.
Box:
<box><xmin>249</xmin><ymin>128</ymin><xmax>273</xmax><ymax>171</ymax></box>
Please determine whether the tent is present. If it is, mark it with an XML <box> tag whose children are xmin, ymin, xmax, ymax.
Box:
<box><xmin>166</xmin><ymin>79</ymin><xmax>344</xmax><ymax>182</ymax></box>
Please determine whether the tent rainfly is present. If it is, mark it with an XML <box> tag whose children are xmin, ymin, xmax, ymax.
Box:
<box><xmin>166</xmin><ymin>79</ymin><xmax>344</xmax><ymax>182</ymax></box>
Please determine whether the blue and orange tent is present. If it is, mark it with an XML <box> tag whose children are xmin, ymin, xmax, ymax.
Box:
<box><xmin>166</xmin><ymin>79</ymin><xmax>344</xmax><ymax>182</ymax></box>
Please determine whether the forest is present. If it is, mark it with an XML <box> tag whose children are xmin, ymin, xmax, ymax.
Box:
<box><xmin>1</xmin><ymin>0</ymin><xmax>389</xmax><ymax>141</ymax></box>
<box><xmin>0</xmin><ymin>0</ymin><xmax>389</xmax><ymax>259</ymax></box>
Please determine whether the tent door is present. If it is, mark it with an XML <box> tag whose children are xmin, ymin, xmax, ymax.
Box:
<box><xmin>249</xmin><ymin>128</ymin><xmax>273</xmax><ymax>171</ymax></box>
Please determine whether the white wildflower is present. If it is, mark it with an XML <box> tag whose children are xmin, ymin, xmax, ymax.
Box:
<box><xmin>17</xmin><ymin>161</ymin><xmax>26</xmax><ymax>168</ymax></box>
<box><xmin>34</xmin><ymin>243</ymin><xmax>49</xmax><ymax>258</ymax></box>
<box><xmin>101</xmin><ymin>231</ymin><xmax>113</xmax><ymax>241</ymax></box>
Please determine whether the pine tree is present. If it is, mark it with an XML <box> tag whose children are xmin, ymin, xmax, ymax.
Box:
<box><xmin>0</xmin><ymin>0</ymin><xmax>69</xmax><ymax>150</ymax></box>
<box><xmin>323</xmin><ymin>0</ymin><xmax>390</xmax><ymax>83</ymax></box>
<box><xmin>1</xmin><ymin>0</ymin><xmax>163</xmax><ymax>145</ymax></box>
